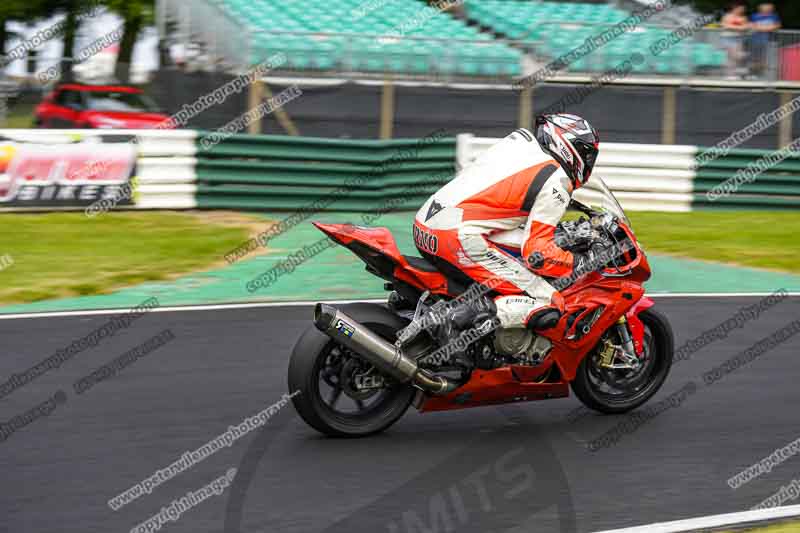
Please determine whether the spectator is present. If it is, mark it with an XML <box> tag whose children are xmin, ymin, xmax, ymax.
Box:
<box><xmin>720</xmin><ymin>2</ymin><xmax>750</xmax><ymax>78</ymax></box>
<box><xmin>749</xmin><ymin>3</ymin><xmax>781</xmax><ymax>77</ymax></box>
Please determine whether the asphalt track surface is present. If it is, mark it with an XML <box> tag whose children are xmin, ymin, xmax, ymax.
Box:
<box><xmin>2</xmin><ymin>296</ymin><xmax>800</xmax><ymax>533</ymax></box>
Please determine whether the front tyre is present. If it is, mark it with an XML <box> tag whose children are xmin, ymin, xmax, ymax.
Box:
<box><xmin>571</xmin><ymin>308</ymin><xmax>673</xmax><ymax>414</ymax></box>
<box><xmin>288</xmin><ymin>303</ymin><xmax>416</xmax><ymax>437</ymax></box>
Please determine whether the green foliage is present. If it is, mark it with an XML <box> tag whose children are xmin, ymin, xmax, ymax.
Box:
<box><xmin>0</xmin><ymin>0</ymin><xmax>50</xmax><ymax>54</ymax></box>
<box><xmin>101</xmin><ymin>0</ymin><xmax>154</xmax><ymax>24</ymax></box>
<box><xmin>2</xmin><ymin>0</ymin><xmax>155</xmax><ymax>83</ymax></box>
<box><xmin>0</xmin><ymin>0</ymin><xmax>47</xmax><ymax>22</ymax></box>
<box><xmin>100</xmin><ymin>0</ymin><xmax>154</xmax><ymax>82</ymax></box>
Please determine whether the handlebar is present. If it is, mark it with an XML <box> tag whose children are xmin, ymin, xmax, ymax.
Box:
<box><xmin>556</xmin><ymin>208</ymin><xmax>638</xmax><ymax>276</ymax></box>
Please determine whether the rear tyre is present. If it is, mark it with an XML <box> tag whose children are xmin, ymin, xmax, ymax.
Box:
<box><xmin>288</xmin><ymin>303</ymin><xmax>416</xmax><ymax>437</ymax></box>
<box><xmin>571</xmin><ymin>308</ymin><xmax>673</xmax><ymax>414</ymax></box>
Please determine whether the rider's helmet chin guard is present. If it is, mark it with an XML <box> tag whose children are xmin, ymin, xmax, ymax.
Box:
<box><xmin>534</xmin><ymin>113</ymin><xmax>599</xmax><ymax>189</ymax></box>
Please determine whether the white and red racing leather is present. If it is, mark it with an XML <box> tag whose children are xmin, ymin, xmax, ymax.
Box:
<box><xmin>413</xmin><ymin>128</ymin><xmax>575</xmax><ymax>327</ymax></box>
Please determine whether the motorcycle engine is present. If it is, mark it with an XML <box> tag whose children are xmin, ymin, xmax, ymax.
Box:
<box><xmin>494</xmin><ymin>328</ymin><xmax>534</xmax><ymax>356</ymax></box>
<box><xmin>493</xmin><ymin>328</ymin><xmax>553</xmax><ymax>366</ymax></box>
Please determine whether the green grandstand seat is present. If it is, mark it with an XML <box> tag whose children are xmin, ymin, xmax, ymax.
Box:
<box><xmin>409</xmin><ymin>55</ymin><xmax>431</xmax><ymax>74</ymax></box>
<box><xmin>219</xmin><ymin>0</ymin><xmax>528</xmax><ymax>76</ymax></box>
<box><xmin>464</xmin><ymin>0</ymin><xmax>722</xmax><ymax>76</ymax></box>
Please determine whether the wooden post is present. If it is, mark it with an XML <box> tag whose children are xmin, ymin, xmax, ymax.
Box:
<box><xmin>661</xmin><ymin>87</ymin><xmax>677</xmax><ymax>145</ymax></box>
<box><xmin>247</xmin><ymin>78</ymin><xmax>263</xmax><ymax>135</ymax></box>
<box><xmin>261</xmin><ymin>83</ymin><xmax>299</xmax><ymax>136</ymax></box>
<box><xmin>778</xmin><ymin>91</ymin><xmax>794</xmax><ymax>148</ymax></box>
<box><xmin>380</xmin><ymin>80</ymin><xmax>395</xmax><ymax>140</ymax></box>
<box><xmin>518</xmin><ymin>86</ymin><xmax>532</xmax><ymax>130</ymax></box>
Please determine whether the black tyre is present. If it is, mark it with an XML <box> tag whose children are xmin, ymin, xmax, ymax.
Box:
<box><xmin>571</xmin><ymin>308</ymin><xmax>673</xmax><ymax>414</ymax></box>
<box><xmin>288</xmin><ymin>303</ymin><xmax>416</xmax><ymax>437</ymax></box>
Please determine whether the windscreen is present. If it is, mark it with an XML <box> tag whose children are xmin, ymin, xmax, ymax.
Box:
<box><xmin>570</xmin><ymin>175</ymin><xmax>631</xmax><ymax>227</ymax></box>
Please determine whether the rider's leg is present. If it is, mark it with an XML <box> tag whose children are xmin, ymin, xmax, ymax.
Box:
<box><xmin>494</xmin><ymin>293</ymin><xmax>563</xmax><ymax>330</ymax></box>
<box><xmin>435</xmin><ymin>228</ymin><xmax>564</xmax><ymax>330</ymax></box>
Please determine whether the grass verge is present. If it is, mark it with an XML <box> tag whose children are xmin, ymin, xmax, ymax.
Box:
<box><xmin>0</xmin><ymin>209</ymin><xmax>797</xmax><ymax>306</ymax></box>
<box><xmin>3</xmin><ymin>102</ymin><xmax>35</xmax><ymax>128</ymax></box>
<box><xmin>628</xmin><ymin>210</ymin><xmax>800</xmax><ymax>274</ymax></box>
<box><xmin>0</xmin><ymin>211</ymin><xmax>263</xmax><ymax>305</ymax></box>
<box><xmin>724</xmin><ymin>519</ymin><xmax>800</xmax><ymax>532</ymax></box>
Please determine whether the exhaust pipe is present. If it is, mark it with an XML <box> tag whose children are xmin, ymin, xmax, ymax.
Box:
<box><xmin>313</xmin><ymin>304</ymin><xmax>457</xmax><ymax>395</ymax></box>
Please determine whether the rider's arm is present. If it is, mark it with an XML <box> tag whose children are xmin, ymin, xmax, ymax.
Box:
<box><xmin>520</xmin><ymin>173</ymin><xmax>574</xmax><ymax>278</ymax></box>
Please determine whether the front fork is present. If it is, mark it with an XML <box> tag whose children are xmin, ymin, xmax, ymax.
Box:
<box><xmin>598</xmin><ymin>316</ymin><xmax>642</xmax><ymax>370</ymax></box>
<box><xmin>616</xmin><ymin>316</ymin><xmax>638</xmax><ymax>358</ymax></box>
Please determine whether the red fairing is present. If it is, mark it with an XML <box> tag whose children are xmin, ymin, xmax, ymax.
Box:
<box><xmin>418</xmin><ymin>365</ymin><xmax>569</xmax><ymax>412</ymax></box>
<box><xmin>312</xmin><ymin>222</ymin><xmax>403</xmax><ymax>260</ymax></box>
<box><xmin>544</xmin><ymin>279</ymin><xmax>645</xmax><ymax>381</ymax></box>
<box><xmin>312</xmin><ymin>222</ymin><xmax>451</xmax><ymax>295</ymax></box>
<box><xmin>626</xmin><ymin>296</ymin><xmax>655</xmax><ymax>356</ymax></box>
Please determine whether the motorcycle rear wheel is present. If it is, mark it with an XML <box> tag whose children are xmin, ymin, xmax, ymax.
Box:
<box><xmin>570</xmin><ymin>308</ymin><xmax>673</xmax><ymax>414</ymax></box>
<box><xmin>288</xmin><ymin>303</ymin><xmax>416</xmax><ymax>437</ymax></box>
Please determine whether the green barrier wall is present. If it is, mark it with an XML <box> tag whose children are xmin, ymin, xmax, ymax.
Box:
<box><xmin>693</xmin><ymin>147</ymin><xmax>800</xmax><ymax>210</ymax></box>
<box><xmin>195</xmin><ymin>135</ymin><xmax>800</xmax><ymax>212</ymax></box>
<box><xmin>196</xmin><ymin>132</ymin><xmax>456</xmax><ymax>212</ymax></box>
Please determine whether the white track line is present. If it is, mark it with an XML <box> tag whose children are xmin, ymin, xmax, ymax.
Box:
<box><xmin>0</xmin><ymin>299</ymin><xmax>384</xmax><ymax>320</ymax></box>
<box><xmin>594</xmin><ymin>504</ymin><xmax>800</xmax><ymax>533</ymax></box>
<box><xmin>0</xmin><ymin>293</ymin><xmax>798</xmax><ymax>321</ymax></box>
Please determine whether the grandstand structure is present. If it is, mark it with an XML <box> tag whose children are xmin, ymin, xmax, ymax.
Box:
<box><xmin>467</xmin><ymin>0</ymin><xmax>725</xmax><ymax>74</ymax></box>
<box><xmin>160</xmin><ymin>0</ymin><xmax>753</xmax><ymax>81</ymax></box>
<box><xmin>153</xmin><ymin>0</ymin><xmax>799</xmax><ymax>146</ymax></box>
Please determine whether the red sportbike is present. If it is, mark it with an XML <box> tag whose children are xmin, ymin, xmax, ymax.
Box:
<box><xmin>289</xmin><ymin>176</ymin><xmax>673</xmax><ymax>437</ymax></box>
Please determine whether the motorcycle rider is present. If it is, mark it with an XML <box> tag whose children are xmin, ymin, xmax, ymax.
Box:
<box><xmin>412</xmin><ymin>113</ymin><xmax>606</xmax><ymax>334</ymax></box>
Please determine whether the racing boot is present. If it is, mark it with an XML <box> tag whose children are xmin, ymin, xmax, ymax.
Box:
<box><xmin>525</xmin><ymin>292</ymin><xmax>565</xmax><ymax>334</ymax></box>
<box><xmin>432</xmin><ymin>295</ymin><xmax>499</xmax><ymax>360</ymax></box>
<box><xmin>396</xmin><ymin>293</ymin><xmax>497</xmax><ymax>350</ymax></box>
<box><xmin>446</xmin><ymin>294</ymin><xmax>497</xmax><ymax>331</ymax></box>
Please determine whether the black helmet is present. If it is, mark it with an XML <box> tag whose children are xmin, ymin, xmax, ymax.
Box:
<box><xmin>534</xmin><ymin>113</ymin><xmax>599</xmax><ymax>188</ymax></box>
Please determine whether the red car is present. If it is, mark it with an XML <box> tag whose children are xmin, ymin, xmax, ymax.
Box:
<box><xmin>35</xmin><ymin>84</ymin><xmax>175</xmax><ymax>129</ymax></box>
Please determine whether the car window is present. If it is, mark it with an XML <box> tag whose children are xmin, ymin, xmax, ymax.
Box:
<box><xmin>64</xmin><ymin>91</ymin><xmax>84</xmax><ymax>109</ymax></box>
<box><xmin>53</xmin><ymin>90</ymin><xmax>69</xmax><ymax>106</ymax></box>
<box><xmin>54</xmin><ymin>90</ymin><xmax>84</xmax><ymax>109</ymax></box>
<box><xmin>84</xmin><ymin>91</ymin><xmax>158</xmax><ymax>113</ymax></box>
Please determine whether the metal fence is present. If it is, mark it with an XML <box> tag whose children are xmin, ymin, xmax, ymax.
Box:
<box><xmin>158</xmin><ymin>0</ymin><xmax>800</xmax><ymax>86</ymax></box>
<box><xmin>702</xmin><ymin>28</ymin><xmax>800</xmax><ymax>82</ymax></box>
<box><xmin>775</xmin><ymin>29</ymin><xmax>800</xmax><ymax>82</ymax></box>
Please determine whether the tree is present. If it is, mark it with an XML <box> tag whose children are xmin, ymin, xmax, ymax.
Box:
<box><xmin>102</xmin><ymin>0</ymin><xmax>154</xmax><ymax>84</ymax></box>
<box><xmin>58</xmin><ymin>1</ymin><xmax>80</xmax><ymax>82</ymax></box>
<box><xmin>0</xmin><ymin>0</ymin><xmax>48</xmax><ymax>62</ymax></box>
<box><xmin>17</xmin><ymin>0</ymin><xmax>100</xmax><ymax>82</ymax></box>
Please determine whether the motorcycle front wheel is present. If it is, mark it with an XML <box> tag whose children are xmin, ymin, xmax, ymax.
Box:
<box><xmin>570</xmin><ymin>307</ymin><xmax>674</xmax><ymax>414</ymax></box>
<box><xmin>288</xmin><ymin>303</ymin><xmax>416</xmax><ymax>437</ymax></box>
